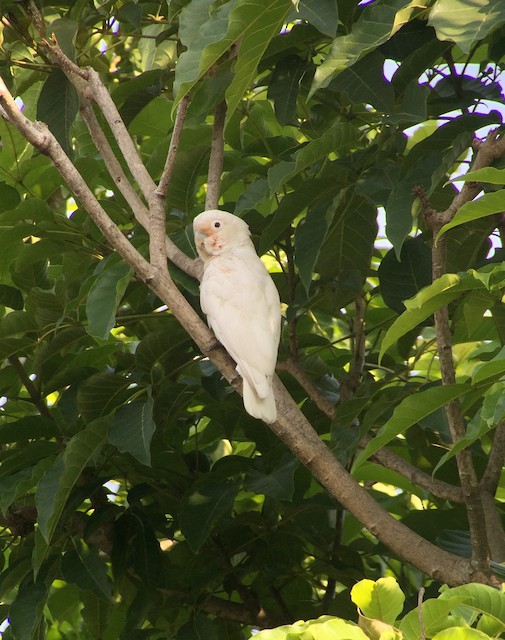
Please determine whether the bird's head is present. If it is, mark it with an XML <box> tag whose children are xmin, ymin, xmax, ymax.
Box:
<box><xmin>193</xmin><ymin>210</ymin><xmax>251</xmax><ymax>259</ymax></box>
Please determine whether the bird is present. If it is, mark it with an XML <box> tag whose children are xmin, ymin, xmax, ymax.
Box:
<box><xmin>193</xmin><ymin>209</ymin><xmax>281</xmax><ymax>423</ymax></box>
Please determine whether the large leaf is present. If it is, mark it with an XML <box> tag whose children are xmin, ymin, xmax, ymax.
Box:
<box><xmin>351</xmin><ymin>577</ymin><xmax>404</xmax><ymax>625</ymax></box>
<box><xmin>61</xmin><ymin>541</ymin><xmax>112</xmax><ymax>600</ymax></box>
<box><xmin>400</xmin><ymin>596</ymin><xmax>471</xmax><ymax>640</ymax></box>
<box><xmin>36</xmin><ymin>69</ymin><xmax>79</xmax><ymax>159</ymax></box>
<box><xmin>107</xmin><ymin>397</ymin><xmax>156</xmax><ymax>466</ymax></box>
<box><xmin>438</xmin><ymin>190</ymin><xmax>505</xmax><ymax>238</ymax></box>
<box><xmin>9</xmin><ymin>566</ymin><xmax>53</xmax><ymax>640</ymax></box>
<box><xmin>35</xmin><ymin>418</ymin><xmax>107</xmax><ymax>543</ymax></box>
<box><xmin>178</xmin><ymin>478</ymin><xmax>239</xmax><ymax>552</ymax></box>
<box><xmin>86</xmin><ymin>258</ymin><xmax>132</xmax><ymax>340</ymax></box>
<box><xmin>267</xmin><ymin>122</ymin><xmax>357</xmax><ymax>193</ymax></box>
<box><xmin>428</xmin><ymin>0</ymin><xmax>505</xmax><ymax>54</ymax></box>
<box><xmin>294</xmin><ymin>0</ymin><xmax>339</xmax><ymax>37</ymax></box>
<box><xmin>354</xmin><ymin>384</ymin><xmax>470</xmax><ymax>466</ymax></box>
<box><xmin>174</xmin><ymin>0</ymin><xmax>291</xmax><ymax>120</ymax></box>
<box><xmin>309</xmin><ymin>0</ymin><xmax>414</xmax><ymax>96</ymax></box>
<box><xmin>378</xmin><ymin>237</ymin><xmax>432</xmax><ymax>314</ymax></box>
<box><xmin>379</xmin><ymin>273</ymin><xmax>483</xmax><ymax>361</ymax></box>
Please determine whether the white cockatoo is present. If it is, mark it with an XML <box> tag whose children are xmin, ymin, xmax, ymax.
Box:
<box><xmin>193</xmin><ymin>209</ymin><xmax>281</xmax><ymax>423</ymax></box>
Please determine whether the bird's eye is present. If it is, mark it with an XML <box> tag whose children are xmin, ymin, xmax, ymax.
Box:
<box><xmin>213</xmin><ymin>221</ymin><xmax>221</xmax><ymax>229</ymax></box>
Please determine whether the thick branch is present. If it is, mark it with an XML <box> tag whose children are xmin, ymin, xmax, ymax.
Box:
<box><xmin>205</xmin><ymin>101</ymin><xmax>226</xmax><ymax>210</ymax></box>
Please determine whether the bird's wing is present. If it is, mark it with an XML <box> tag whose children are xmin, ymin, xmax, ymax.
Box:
<box><xmin>201</xmin><ymin>254</ymin><xmax>280</xmax><ymax>398</ymax></box>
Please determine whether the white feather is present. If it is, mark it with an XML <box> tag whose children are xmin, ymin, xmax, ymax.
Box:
<box><xmin>193</xmin><ymin>210</ymin><xmax>281</xmax><ymax>423</ymax></box>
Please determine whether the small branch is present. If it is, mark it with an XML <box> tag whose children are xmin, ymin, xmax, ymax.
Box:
<box><xmin>158</xmin><ymin>587</ymin><xmax>279</xmax><ymax>628</ymax></box>
<box><xmin>276</xmin><ymin>357</ymin><xmax>335</xmax><ymax>417</ymax></box>
<box><xmin>341</xmin><ymin>296</ymin><xmax>366</xmax><ymax>400</ymax></box>
<box><xmin>79</xmin><ymin>98</ymin><xmax>149</xmax><ymax>218</ymax></box>
<box><xmin>156</xmin><ymin>94</ymin><xmax>190</xmax><ymax>198</ymax></box>
<box><xmin>7</xmin><ymin>356</ymin><xmax>53</xmax><ymax>420</ymax></box>
<box><xmin>418</xmin><ymin>587</ymin><xmax>426</xmax><ymax>640</ymax></box>
<box><xmin>205</xmin><ymin>101</ymin><xmax>226</xmax><ymax>210</ymax></box>
<box><xmin>277</xmin><ymin>357</ymin><xmax>465</xmax><ymax>503</ymax></box>
<box><xmin>480</xmin><ymin>421</ymin><xmax>505</xmax><ymax>495</ymax></box>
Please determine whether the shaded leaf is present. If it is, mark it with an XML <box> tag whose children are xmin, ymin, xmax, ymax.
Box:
<box><xmin>36</xmin><ymin>419</ymin><xmax>107</xmax><ymax>543</ymax></box>
<box><xmin>36</xmin><ymin>69</ymin><xmax>79</xmax><ymax>158</ymax></box>
<box><xmin>61</xmin><ymin>541</ymin><xmax>112</xmax><ymax>600</ymax></box>
<box><xmin>294</xmin><ymin>0</ymin><xmax>338</xmax><ymax>37</ymax></box>
<box><xmin>179</xmin><ymin>479</ymin><xmax>239</xmax><ymax>552</ymax></box>
<box><xmin>107</xmin><ymin>397</ymin><xmax>156</xmax><ymax>466</ymax></box>
<box><xmin>86</xmin><ymin>258</ymin><xmax>133</xmax><ymax>340</ymax></box>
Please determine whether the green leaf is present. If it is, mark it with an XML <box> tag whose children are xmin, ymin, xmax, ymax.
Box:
<box><xmin>328</xmin><ymin>51</ymin><xmax>394</xmax><ymax>112</ymax></box>
<box><xmin>36</xmin><ymin>69</ymin><xmax>79</xmax><ymax>159</ymax></box>
<box><xmin>294</xmin><ymin>0</ymin><xmax>338</xmax><ymax>37</ymax></box>
<box><xmin>438</xmin><ymin>583</ymin><xmax>505</xmax><ymax>633</ymax></box>
<box><xmin>351</xmin><ymin>577</ymin><xmax>405</xmax><ymax>625</ymax></box>
<box><xmin>224</xmin><ymin>0</ymin><xmax>291</xmax><ymax>120</ymax></box>
<box><xmin>309</xmin><ymin>0</ymin><xmax>413</xmax><ymax>96</ymax></box>
<box><xmin>450</xmin><ymin>166</ymin><xmax>505</xmax><ymax>185</ymax></box>
<box><xmin>378</xmin><ymin>237</ymin><xmax>432</xmax><ymax>314</ymax></box>
<box><xmin>9</xmin><ymin>567</ymin><xmax>52</xmax><ymax>640</ymax></box>
<box><xmin>267</xmin><ymin>122</ymin><xmax>357</xmax><ymax>193</ymax></box>
<box><xmin>179</xmin><ymin>479</ymin><xmax>239</xmax><ymax>552</ymax></box>
<box><xmin>432</xmin><ymin>628</ymin><xmax>492</xmax><ymax>640</ymax></box>
<box><xmin>379</xmin><ymin>273</ymin><xmax>481</xmax><ymax>361</ymax></box>
<box><xmin>86</xmin><ymin>258</ymin><xmax>132</xmax><ymax>340</ymax></box>
<box><xmin>36</xmin><ymin>418</ymin><xmax>107</xmax><ymax>543</ymax></box>
<box><xmin>107</xmin><ymin>397</ymin><xmax>156</xmax><ymax>466</ymax></box>
<box><xmin>295</xmin><ymin>200</ymin><xmax>330</xmax><ymax>295</ymax></box>
<box><xmin>267</xmin><ymin>55</ymin><xmax>306</xmax><ymax>125</ymax></box>
<box><xmin>438</xmin><ymin>190</ymin><xmax>505</xmax><ymax>238</ymax></box>
<box><xmin>61</xmin><ymin>541</ymin><xmax>112</xmax><ymax>600</ymax></box>
<box><xmin>81</xmin><ymin>591</ymin><xmax>111</xmax><ymax>639</ymax></box>
<box><xmin>77</xmin><ymin>373</ymin><xmax>132</xmax><ymax>422</ymax></box>
<box><xmin>428</xmin><ymin>0</ymin><xmax>505</xmax><ymax>54</ymax></box>
<box><xmin>244</xmin><ymin>454</ymin><xmax>298</xmax><ymax>500</ymax></box>
<box><xmin>0</xmin><ymin>285</ymin><xmax>23</xmax><ymax>310</ymax></box>
<box><xmin>354</xmin><ymin>384</ymin><xmax>470</xmax><ymax>466</ymax></box>
<box><xmin>400</xmin><ymin>596</ymin><xmax>471</xmax><ymax>640</ymax></box>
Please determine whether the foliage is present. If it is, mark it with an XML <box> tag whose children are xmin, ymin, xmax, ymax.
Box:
<box><xmin>0</xmin><ymin>0</ymin><xmax>503</xmax><ymax>638</ymax></box>
<box><xmin>252</xmin><ymin>577</ymin><xmax>505</xmax><ymax>640</ymax></box>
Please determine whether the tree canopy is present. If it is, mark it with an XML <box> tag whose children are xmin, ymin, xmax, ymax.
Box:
<box><xmin>1</xmin><ymin>0</ymin><xmax>505</xmax><ymax>638</ymax></box>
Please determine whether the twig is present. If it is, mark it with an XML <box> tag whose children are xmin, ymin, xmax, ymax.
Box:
<box><xmin>418</xmin><ymin>587</ymin><xmax>426</xmax><ymax>640</ymax></box>
<box><xmin>276</xmin><ymin>357</ymin><xmax>465</xmax><ymax>503</ymax></box>
<box><xmin>205</xmin><ymin>101</ymin><xmax>226</xmax><ymax>210</ymax></box>
<box><xmin>480</xmin><ymin>420</ymin><xmax>505</xmax><ymax>494</ymax></box>
<box><xmin>7</xmin><ymin>356</ymin><xmax>53</xmax><ymax>420</ymax></box>
<box><xmin>156</xmin><ymin>94</ymin><xmax>190</xmax><ymax>198</ymax></box>
<box><xmin>341</xmin><ymin>296</ymin><xmax>366</xmax><ymax>400</ymax></box>
<box><xmin>276</xmin><ymin>357</ymin><xmax>335</xmax><ymax>417</ymax></box>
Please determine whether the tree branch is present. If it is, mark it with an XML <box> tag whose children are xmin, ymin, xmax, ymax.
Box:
<box><xmin>205</xmin><ymin>100</ymin><xmax>226</xmax><ymax>210</ymax></box>
<box><xmin>421</xmin><ymin>129</ymin><xmax>505</xmax><ymax>576</ymax></box>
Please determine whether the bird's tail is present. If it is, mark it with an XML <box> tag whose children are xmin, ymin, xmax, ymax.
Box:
<box><xmin>242</xmin><ymin>378</ymin><xmax>276</xmax><ymax>423</ymax></box>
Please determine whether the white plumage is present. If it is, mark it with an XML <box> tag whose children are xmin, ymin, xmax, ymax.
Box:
<box><xmin>193</xmin><ymin>209</ymin><xmax>281</xmax><ymax>423</ymax></box>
